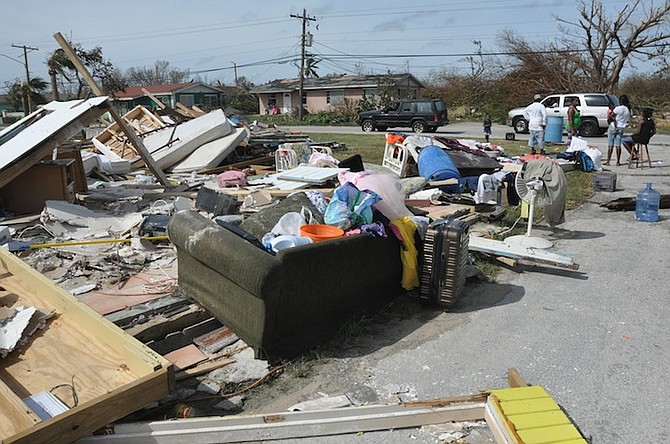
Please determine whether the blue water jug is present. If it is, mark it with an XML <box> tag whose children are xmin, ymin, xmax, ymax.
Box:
<box><xmin>635</xmin><ymin>182</ymin><xmax>660</xmax><ymax>222</ymax></box>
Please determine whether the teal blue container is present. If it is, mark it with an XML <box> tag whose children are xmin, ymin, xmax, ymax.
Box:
<box><xmin>635</xmin><ymin>182</ymin><xmax>660</xmax><ymax>222</ymax></box>
<box><xmin>544</xmin><ymin>116</ymin><xmax>564</xmax><ymax>143</ymax></box>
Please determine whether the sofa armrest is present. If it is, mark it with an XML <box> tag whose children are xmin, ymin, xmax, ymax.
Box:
<box><xmin>168</xmin><ymin>210</ymin><xmax>281</xmax><ymax>298</ymax></box>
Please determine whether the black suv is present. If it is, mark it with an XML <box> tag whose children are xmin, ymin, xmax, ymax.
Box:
<box><xmin>358</xmin><ymin>99</ymin><xmax>448</xmax><ymax>133</ymax></box>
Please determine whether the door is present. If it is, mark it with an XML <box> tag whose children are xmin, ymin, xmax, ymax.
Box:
<box><xmin>282</xmin><ymin>93</ymin><xmax>292</xmax><ymax>114</ymax></box>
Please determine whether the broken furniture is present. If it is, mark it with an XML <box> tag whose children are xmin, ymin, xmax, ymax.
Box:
<box><xmin>0</xmin><ymin>247</ymin><xmax>173</xmax><ymax>444</ymax></box>
<box><xmin>168</xmin><ymin>210</ymin><xmax>403</xmax><ymax>361</ymax></box>
<box><xmin>0</xmin><ymin>159</ymin><xmax>76</xmax><ymax>215</ymax></box>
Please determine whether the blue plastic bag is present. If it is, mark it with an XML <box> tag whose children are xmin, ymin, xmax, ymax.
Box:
<box><xmin>324</xmin><ymin>182</ymin><xmax>381</xmax><ymax>230</ymax></box>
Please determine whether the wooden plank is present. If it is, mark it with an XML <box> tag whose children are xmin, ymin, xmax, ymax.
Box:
<box><xmin>174</xmin><ymin>359</ymin><xmax>236</xmax><ymax>381</ymax></box>
<box><xmin>163</xmin><ymin>344</ymin><xmax>207</xmax><ymax>371</ymax></box>
<box><xmin>140</xmin><ymin>88</ymin><xmax>167</xmax><ymax>110</ymax></box>
<box><xmin>77</xmin><ymin>398</ymin><xmax>486</xmax><ymax>443</ymax></box>
<box><xmin>0</xmin><ymin>377</ymin><xmax>40</xmax><ymax>438</ymax></box>
<box><xmin>507</xmin><ymin>368</ymin><xmax>529</xmax><ymax>388</ymax></box>
<box><xmin>469</xmin><ymin>236</ymin><xmax>579</xmax><ymax>270</ymax></box>
<box><xmin>125</xmin><ymin>304</ymin><xmax>211</xmax><ymax>343</ymax></box>
<box><xmin>53</xmin><ymin>32</ymin><xmax>171</xmax><ymax>188</ymax></box>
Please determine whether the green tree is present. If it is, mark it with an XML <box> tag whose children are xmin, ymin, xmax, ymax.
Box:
<box><xmin>46</xmin><ymin>48</ymin><xmax>75</xmax><ymax>100</ymax></box>
<box><xmin>303</xmin><ymin>56</ymin><xmax>320</xmax><ymax>78</ymax></box>
<box><xmin>4</xmin><ymin>77</ymin><xmax>48</xmax><ymax>112</ymax></box>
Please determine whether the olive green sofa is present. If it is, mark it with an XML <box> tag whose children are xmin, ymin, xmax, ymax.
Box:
<box><xmin>168</xmin><ymin>210</ymin><xmax>403</xmax><ymax>361</ymax></box>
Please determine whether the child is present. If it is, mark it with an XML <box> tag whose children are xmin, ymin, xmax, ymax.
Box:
<box><xmin>483</xmin><ymin>113</ymin><xmax>492</xmax><ymax>143</ymax></box>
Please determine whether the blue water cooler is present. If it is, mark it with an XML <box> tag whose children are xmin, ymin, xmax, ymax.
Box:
<box><xmin>635</xmin><ymin>182</ymin><xmax>660</xmax><ymax>222</ymax></box>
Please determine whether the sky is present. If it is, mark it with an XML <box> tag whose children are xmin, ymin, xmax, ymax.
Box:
<box><xmin>0</xmin><ymin>0</ymin><xmax>649</xmax><ymax>89</ymax></box>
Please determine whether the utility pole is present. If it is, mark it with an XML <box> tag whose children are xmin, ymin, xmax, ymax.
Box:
<box><xmin>231</xmin><ymin>61</ymin><xmax>238</xmax><ymax>85</ymax></box>
<box><xmin>290</xmin><ymin>9</ymin><xmax>316</xmax><ymax>120</ymax></box>
<box><xmin>11</xmin><ymin>43</ymin><xmax>38</xmax><ymax>113</ymax></box>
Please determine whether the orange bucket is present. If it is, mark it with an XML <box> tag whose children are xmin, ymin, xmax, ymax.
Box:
<box><xmin>300</xmin><ymin>224</ymin><xmax>344</xmax><ymax>242</ymax></box>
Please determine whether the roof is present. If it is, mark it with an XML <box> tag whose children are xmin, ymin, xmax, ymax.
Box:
<box><xmin>250</xmin><ymin>74</ymin><xmax>424</xmax><ymax>94</ymax></box>
<box><xmin>113</xmin><ymin>82</ymin><xmax>223</xmax><ymax>99</ymax></box>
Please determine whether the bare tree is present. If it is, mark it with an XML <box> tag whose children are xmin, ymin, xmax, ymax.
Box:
<box><xmin>557</xmin><ymin>0</ymin><xmax>670</xmax><ymax>92</ymax></box>
<box><xmin>126</xmin><ymin>60</ymin><xmax>190</xmax><ymax>86</ymax></box>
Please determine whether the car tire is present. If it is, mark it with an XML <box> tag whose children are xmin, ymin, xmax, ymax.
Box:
<box><xmin>361</xmin><ymin>120</ymin><xmax>375</xmax><ymax>132</ymax></box>
<box><xmin>412</xmin><ymin>120</ymin><xmax>426</xmax><ymax>133</ymax></box>
<box><xmin>579</xmin><ymin>119</ymin><xmax>598</xmax><ymax>137</ymax></box>
<box><xmin>426</xmin><ymin>126</ymin><xmax>437</xmax><ymax>133</ymax></box>
<box><xmin>513</xmin><ymin>118</ymin><xmax>528</xmax><ymax>133</ymax></box>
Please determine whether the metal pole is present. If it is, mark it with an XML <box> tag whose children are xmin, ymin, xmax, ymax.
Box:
<box><xmin>11</xmin><ymin>44</ymin><xmax>38</xmax><ymax>113</ymax></box>
<box><xmin>290</xmin><ymin>10</ymin><xmax>315</xmax><ymax>121</ymax></box>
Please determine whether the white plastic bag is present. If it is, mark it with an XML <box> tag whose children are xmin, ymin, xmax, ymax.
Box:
<box><xmin>271</xmin><ymin>206</ymin><xmax>314</xmax><ymax>236</ymax></box>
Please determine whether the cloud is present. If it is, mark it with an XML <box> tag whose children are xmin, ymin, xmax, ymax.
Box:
<box><xmin>371</xmin><ymin>11</ymin><xmax>431</xmax><ymax>32</ymax></box>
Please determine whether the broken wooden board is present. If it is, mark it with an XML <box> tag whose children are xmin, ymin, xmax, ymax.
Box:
<box><xmin>162</xmin><ymin>344</ymin><xmax>207</xmax><ymax>371</ymax></box>
<box><xmin>77</xmin><ymin>395</ymin><xmax>487</xmax><ymax>443</ymax></box>
<box><xmin>601</xmin><ymin>194</ymin><xmax>670</xmax><ymax>211</ymax></box>
<box><xmin>469</xmin><ymin>236</ymin><xmax>579</xmax><ymax>270</ymax></box>
<box><xmin>92</xmin><ymin>105</ymin><xmax>167</xmax><ymax>163</ymax></box>
<box><xmin>0</xmin><ymin>248</ymin><xmax>173</xmax><ymax>444</ymax></box>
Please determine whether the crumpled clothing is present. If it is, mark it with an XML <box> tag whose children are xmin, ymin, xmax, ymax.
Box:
<box><xmin>389</xmin><ymin>216</ymin><xmax>419</xmax><ymax>291</ymax></box>
<box><xmin>305</xmin><ymin>190</ymin><xmax>328</xmax><ymax>214</ymax></box>
<box><xmin>343</xmin><ymin>221</ymin><xmax>387</xmax><ymax>238</ymax></box>
<box><xmin>216</xmin><ymin>170</ymin><xmax>247</xmax><ymax>187</ymax></box>
<box><xmin>475</xmin><ymin>171</ymin><xmax>509</xmax><ymax>204</ymax></box>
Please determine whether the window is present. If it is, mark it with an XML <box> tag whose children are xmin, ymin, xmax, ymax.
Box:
<box><xmin>585</xmin><ymin>95</ymin><xmax>609</xmax><ymax>107</ymax></box>
<box><xmin>416</xmin><ymin>102</ymin><xmax>433</xmax><ymax>113</ymax></box>
<box><xmin>326</xmin><ymin>89</ymin><xmax>344</xmax><ymax>105</ymax></box>
<box><xmin>156</xmin><ymin>95</ymin><xmax>171</xmax><ymax>107</ymax></box>
<box><xmin>203</xmin><ymin>94</ymin><xmax>219</xmax><ymax>107</ymax></box>
<box><xmin>363</xmin><ymin>88</ymin><xmax>378</xmax><ymax>99</ymax></box>
<box><xmin>400</xmin><ymin>101</ymin><xmax>413</xmax><ymax>112</ymax></box>
<box><xmin>302</xmin><ymin>92</ymin><xmax>307</xmax><ymax>105</ymax></box>
<box><xmin>563</xmin><ymin>96</ymin><xmax>580</xmax><ymax>107</ymax></box>
<box><xmin>179</xmin><ymin>94</ymin><xmax>194</xmax><ymax>107</ymax></box>
<box><xmin>542</xmin><ymin>96</ymin><xmax>560</xmax><ymax>108</ymax></box>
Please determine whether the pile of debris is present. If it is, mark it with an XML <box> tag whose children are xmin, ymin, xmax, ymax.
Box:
<box><xmin>0</xmin><ymin>97</ymin><xmax>585</xmax><ymax>442</ymax></box>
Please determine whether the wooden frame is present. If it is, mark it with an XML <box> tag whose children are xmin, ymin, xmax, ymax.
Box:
<box><xmin>0</xmin><ymin>248</ymin><xmax>174</xmax><ymax>444</ymax></box>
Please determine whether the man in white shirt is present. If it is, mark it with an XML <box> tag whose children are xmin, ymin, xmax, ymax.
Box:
<box><xmin>523</xmin><ymin>94</ymin><xmax>548</xmax><ymax>155</ymax></box>
<box><xmin>611</xmin><ymin>94</ymin><xmax>631</xmax><ymax>165</ymax></box>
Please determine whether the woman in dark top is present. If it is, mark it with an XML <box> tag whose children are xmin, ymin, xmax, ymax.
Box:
<box><xmin>623</xmin><ymin>108</ymin><xmax>656</xmax><ymax>157</ymax></box>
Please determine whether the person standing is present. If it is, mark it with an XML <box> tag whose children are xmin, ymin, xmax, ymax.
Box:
<box><xmin>611</xmin><ymin>94</ymin><xmax>631</xmax><ymax>165</ymax></box>
<box><xmin>483</xmin><ymin>112</ymin><xmax>492</xmax><ymax>143</ymax></box>
<box><xmin>604</xmin><ymin>102</ymin><xmax>616</xmax><ymax>166</ymax></box>
<box><xmin>566</xmin><ymin>97</ymin><xmax>581</xmax><ymax>147</ymax></box>
<box><xmin>523</xmin><ymin>94</ymin><xmax>547</xmax><ymax>155</ymax></box>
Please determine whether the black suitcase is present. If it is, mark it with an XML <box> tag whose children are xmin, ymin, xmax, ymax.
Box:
<box><xmin>419</xmin><ymin>218</ymin><xmax>469</xmax><ymax>308</ymax></box>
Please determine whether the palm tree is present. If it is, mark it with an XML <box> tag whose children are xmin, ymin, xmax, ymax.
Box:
<box><xmin>6</xmin><ymin>77</ymin><xmax>49</xmax><ymax>113</ymax></box>
<box><xmin>303</xmin><ymin>56</ymin><xmax>320</xmax><ymax>78</ymax></box>
<box><xmin>47</xmin><ymin>48</ymin><xmax>74</xmax><ymax>100</ymax></box>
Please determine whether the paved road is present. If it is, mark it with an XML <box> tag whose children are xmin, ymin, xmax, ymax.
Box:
<box><xmin>286</xmin><ymin>121</ymin><xmax>670</xmax><ymax>151</ymax></box>
<box><xmin>255</xmin><ymin>122</ymin><xmax>670</xmax><ymax>443</ymax></box>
